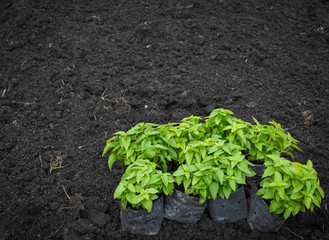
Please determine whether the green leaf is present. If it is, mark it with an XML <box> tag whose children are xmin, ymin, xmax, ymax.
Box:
<box><xmin>121</xmin><ymin>198</ymin><xmax>127</xmax><ymax>209</ymax></box>
<box><xmin>184</xmin><ymin>172</ymin><xmax>190</xmax><ymax>180</ymax></box>
<box><xmin>277</xmin><ymin>187</ymin><xmax>286</xmax><ymax>199</ymax></box>
<box><xmin>168</xmin><ymin>147</ymin><xmax>177</xmax><ymax>159</ymax></box>
<box><xmin>222</xmin><ymin>145</ymin><xmax>231</xmax><ymax>154</ymax></box>
<box><xmin>269</xmin><ymin>199</ymin><xmax>280</xmax><ymax>212</ymax></box>
<box><xmin>237</xmin><ymin>162</ymin><xmax>252</xmax><ymax>174</ymax></box>
<box><xmin>144</xmin><ymin>147</ymin><xmax>156</xmax><ymax>158</ymax></box>
<box><xmin>176</xmin><ymin>175</ymin><xmax>184</xmax><ymax>185</ymax></box>
<box><xmin>200</xmin><ymin>147</ymin><xmax>207</xmax><ymax>160</ymax></box>
<box><xmin>283</xmin><ymin>209</ymin><xmax>291</xmax><ymax>219</ymax></box>
<box><xmin>290</xmin><ymin>166</ymin><xmax>303</xmax><ymax>176</ymax></box>
<box><xmin>141</xmin><ymin>139</ymin><xmax>151</xmax><ymax>152</ymax></box>
<box><xmin>108</xmin><ymin>154</ymin><xmax>116</xmax><ymax>171</ymax></box>
<box><xmin>209</xmin><ymin>182</ymin><xmax>219</xmax><ymax>199</ymax></box>
<box><xmin>163</xmin><ymin>186</ymin><xmax>169</xmax><ymax>196</ymax></box>
<box><xmin>266</xmin><ymin>154</ymin><xmax>281</xmax><ymax>162</ymax></box>
<box><xmin>102</xmin><ymin>141</ymin><xmax>114</xmax><ymax>157</ymax></box>
<box><xmin>215</xmin><ymin>169</ymin><xmax>224</xmax><ymax>184</ymax></box>
<box><xmin>274</xmin><ymin>172</ymin><xmax>282</xmax><ymax>182</ymax></box>
<box><xmin>149</xmin><ymin>174</ymin><xmax>161</xmax><ymax>184</ymax></box>
<box><xmin>186</xmin><ymin>150</ymin><xmax>193</xmax><ymax>164</ymax></box>
<box><xmin>262</xmin><ymin>166</ymin><xmax>276</xmax><ymax>178</ymax></box>
<box><xmin>292</xmin><ymin>203</ymin><xmax>301</xmax><ymax>216</ymax></box>
<box><xmin>142</xmin><ymin>199</ymin><xmax>153</xmax><ymax>212</ymax></box>
<box><xmin>208</xmin><ymin>145</ymin><xmax>220</xmax><ymax>154</ymax></box>
<box><xmin>281</xmin><ymin>166</ymin><xmax>292</xmax><ymax>176</ymax></box>
<box><xmin>304</xmin><ymin>197</ymin><xmax>312</xmax><ymax>209</ymax></box>
<box><xmin>195</xmin><ymin>153</ymin><xmax>201</xmax><ymax>163</ymax></box>
<box><xmin>114</xmin><ymin>184</ymin><xmax>125</xmax><ymax>198</ymax></box>
<box><xmin>145</xmin><ymin>188</ymin><xmax>159</xmax><ymax>194</ymax></box>
<box><xmin>127</xmin><ymin>150</ymin><xmax>136</xmax><ymax>162</ymax></box>
<box><xmin>192</xmin><ymin>175</ymin><xmax>201</xmax><ymax>185</ymax></box>
<box><xmin>255</xmin><ymin>143</ymin><xmax>262</xmax><ymax>151</ymax></box>
<box><xmin>306</xmin><ymin>180</ymin><xmax>312</xmax><ymax>192</ymax></box>
<box><xmin>127</xmin><ymin>184</ymin><xmax>135</xmax><ymax>193</ymax></box>
<box><xmin>173</xmin><ymin>167</ymin><xmax>185</xmax><ymax>177</ymax></box>
<box><xmin>262</xmin><ymin>191</ymin><xmax>275</xmax><ymax>199</ymax></box>
<box><xmin>162</xmin><ymin>174</ymin><xmax>168</xmax><ymax>188</ymax></box>
<box><xmin>313</xmin><ymin>195</ymin><xmax>321</xmax><ymax>208</ymax></box>
<box><xmin>229</xmin><ymin>179</ymin><xmax>237</xmax><ymax>191</ymax></box>
<box><xmin>136</xmin><ymin>170</ymin><xmax>143</xmax><ymax>184</ymax></box>
<box><xmin>290</xmin><ymin>192</ymin><xmax>303</xmax><ymax>200</ymax></box>
<box><xmin>132</xmin><ymin>194</ymin><xmax>144</xmax><ymax>204</ymax></box>
<box><xmin>114</xmin><ymin>131</ymin><xmax>126</xmax><ymax>136</ymax></box>
<box><xmin>215</xmin><ymin>116</ymin><xmax>221</xmax><ymax>125</ymax></box>
<box><xmin>154</xmin><ymin>144</ymin><xmax>167</xmax><ymax>150</ymax></box>
<box><xmin>141</xmin><ymin>174</ymin><xmax>150</xmax><ymax>188</ymax></box>
<box><xmin>126</xmin><ymin>193</ymin><xmax>136</xmax><ymax>204</ymax></box>
<box><xmin>204</xmin><ymin>176</ymin><xmax>212</xmax><ymax>186</ymax></box>
<box><xmin>200</xmin><ymin>189</ymin><xmax>207</xmax><ymax>198</ymax></box>
<box><xmin>223</xmin><ymin>185</ymin><xmax>232</xmax><ymax>199</ymax></box>
<box><xmin>183</xmin><ymin>178</ymin><xmax>191</xmax><ymax>190</ymax></box>
<box><xmin>237</xmin><ymin>129</ymin><xmax>246</xmax><ymax>144</ymax></box>
<box><xmin>167</xmin><ymin>137</ymin><xmax>177</xmax><ymax>148</ymax></box>
<box><xmin>121</xmin><ymin>136</ymin><xmax>131</xmax><ymax>151</ymax></box>
<box><xmin>317</xmin><ymin>186</ymin><xmax>324</xmax><ymax>199</ymax></box>
<box><xmin>307</xmin><ymin>160</ymin><xmax>313</xmax><ymax>168</ymax></box>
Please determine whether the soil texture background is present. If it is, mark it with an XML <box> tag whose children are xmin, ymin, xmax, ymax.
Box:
<box><xmin>1</xmin><ymin>0</ymin><xmax>329</xmax><ymax>239</ymax></box>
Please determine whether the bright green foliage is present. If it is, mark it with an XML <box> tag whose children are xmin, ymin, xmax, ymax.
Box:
<box><xmin>249</xmin><ymin>118</ymin><xmax>301</xmax><ymax>162</ymax></box>
<box><xmin>102</xmin><ymin>122</ymin><xmax>179</xmax><ymax>172</ymax></box>
<box><xmin>257</xmin><ymin>157</ymin><xmax>324</xmax><ymax>219</ymax></box>
<box><xmin>204</xmin><ymin>109</ymin><xmax>255</xmax><ymax>151</ymax></box>
<box><xmin>204</xmin><ymin>108</ymin><xmax>235</xmax><ymax>138</ymax></box>
<box><xmin>104</xmin><ymin>108</ymin><xmax>324</xmax><ymax>218</ymax></box>
<box><xmin>173</xmin><ymin>139</ymin><xmax>255</xmax><ymax>204</ymax></box>
<box><xmin>177</xmin><ymin>115</ymin><xmax>206</xmax><ymax>141</ymax></box>
<box><xmin>114</xmin><ymin>159</ymin><xmax>175</xmax><ymax>212</ymax></box>
<box><xmin>222</xmin><ymin>118</ymin><xmax>254</xmax><ymax>149</ymax></box>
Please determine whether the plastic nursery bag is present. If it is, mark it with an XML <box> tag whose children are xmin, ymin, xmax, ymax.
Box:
<box><xmin>207</xmin><ymin>186</ymin><xmax>247</xmax><ymax>223</ymax></box>
<box><xmin>247</xmin><ymin>194</ymin><xmax>285</xmax><ymax>232</ymax></box>
<box><xmin>120</xmin><ymin>195</ymin><xmax>164</xmax><ymax>235</ymax></box>
<box><xmin>164</xmin><ymin>189</ymin><xmax>207</xmax><ymax>224</ymax></box>
<box><xmin>246</xmin><ymin>181</ymin><xmax>285</xmax><ymax>232</ymax></box>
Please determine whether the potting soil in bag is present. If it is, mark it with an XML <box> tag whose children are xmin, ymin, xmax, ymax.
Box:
<box><xmin>164</xmin><ymin>189</ymin><xmax>207</xmax><ymax>224</ymax></box>
<box><xmin>247</xmin><ymin>194</ymin><xmax>285</xmax><ymax>232</ymax></box>
<box><xmin>207</xmin><ymin>186</ymin><xmax>247</xmax><ymax>223</ymax></box>
<box><xmin>120</xmin><ymin>195</ymin><xmax>164</xmax><ymax>235</ymax></box>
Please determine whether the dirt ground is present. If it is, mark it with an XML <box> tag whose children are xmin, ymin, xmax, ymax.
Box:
<box><xmin>1</xmin><ymin>0</ymin><xmax>329</xmax><ymax>239</ymax></box>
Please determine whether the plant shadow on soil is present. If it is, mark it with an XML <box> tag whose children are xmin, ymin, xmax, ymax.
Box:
<box><xmin>1</xmin><ymin>0</ymin><xmax>329</xmax><ymax>239</ymax></box>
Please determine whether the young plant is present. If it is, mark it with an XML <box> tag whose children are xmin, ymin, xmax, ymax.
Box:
<box><xmin>176</xmin><ymin>115</ymin><xmax>206</xmax><ymax>142</ymax></box>
<box><xmin>257</xmin><ymin>154</ymin><xmax>324</xmax><ymax>219</ymax></box>
<box><xmin>204</xmin><ymin>108</ymin><xmax>254</xmax><ymax>150</ymax></box>
<box><xmin>204</xmin><ymin>108</ymin><xmax>235</xmax><ymax>138</ymax></box>
<box><xmin>102</xmin><ymin>122</ymin><xmax>179</xmax><ymax>172</ymax></box>
<box><xmin>114</xmin><ymin>159</ymin><xmax>175</xmax><ymax>212</ymax></box>
<box><xmin>222</xmin><ymin>117</ymin><xmax>254</xmax><ymax>149</ymax></box>
<box><xmin>248</xmin><ymin>118</ymin><xmax>301</xmax><ymax>162</ymax></box>
<box><xmin>173</xmin><ymin>139</ymin><xmax>255</xmax><ymax>204</ymax></box>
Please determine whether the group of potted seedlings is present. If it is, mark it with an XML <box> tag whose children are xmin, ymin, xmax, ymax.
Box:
<box><xmin>102</xmin><ymin>108</ymin><xmax>324</xmax><ymax>235</ymax></box>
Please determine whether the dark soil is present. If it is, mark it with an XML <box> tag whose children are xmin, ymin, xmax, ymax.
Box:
<box><xmin>1</xmin><ymin>0</ymin><xmax>329</xmax><ymax>239</ymax></box>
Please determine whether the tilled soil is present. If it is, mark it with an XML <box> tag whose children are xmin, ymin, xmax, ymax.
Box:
<box><xmin>1</xmin><ymin>0</ymin><xmax>329</xmax><ymax>239</ymax></box>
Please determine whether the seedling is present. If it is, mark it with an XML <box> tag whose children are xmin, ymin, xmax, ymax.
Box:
<box><xmin>248</xmin><ymin>118</ymin><xmax>301</xmax><ymax>162</ymax></box>
<box><xmin>102</xmin><ymin>122</ymin><xmax>179</xmax><ymax>172</ymax></box>
<box><xmin>257</xmin><ymin>154</ymin><xmax>324</xmax><ymax>219</ymax></box>
<box><xmin>114</xmin><ymin>159</ymin><xmax>175</xmax><ymax>212</ymax></box>
<box><xmin>173</xmin><ymin>138</ymin><xmax>255</xmax><ymax>204</ymax></box>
